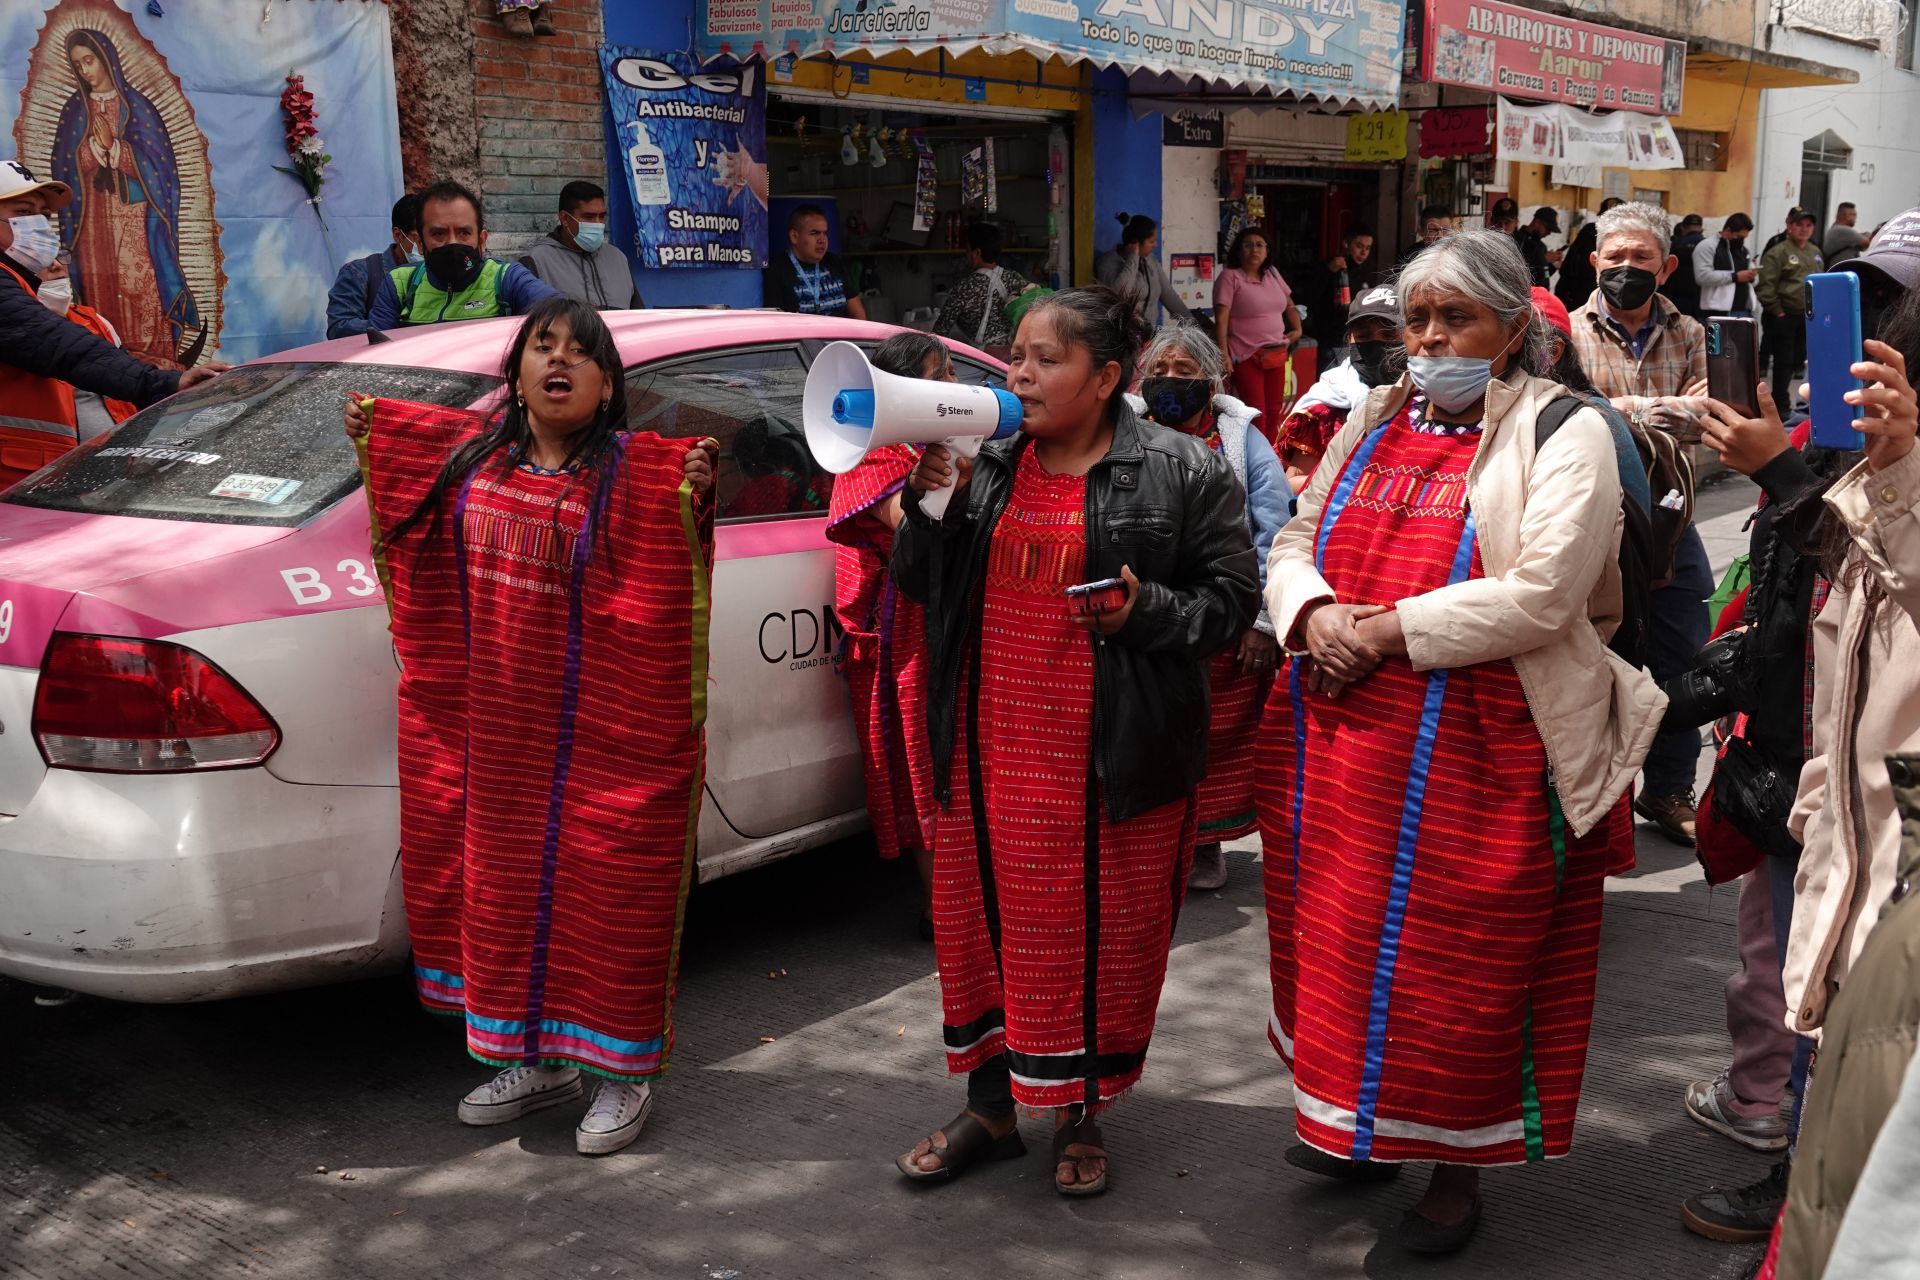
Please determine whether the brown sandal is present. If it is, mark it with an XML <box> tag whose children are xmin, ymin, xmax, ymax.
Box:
<box><xmin>1052</xmin><ymin>1111</ymin><xmax>1108</xmax><ymax>1197</ymax></box>
<box><xmin>896</xmin><ymin>1111</ymin><xmax>1025</xmax><ymax>1184</ymax></box>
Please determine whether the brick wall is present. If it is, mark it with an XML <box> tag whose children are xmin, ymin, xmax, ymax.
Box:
<box><xmin>468</xmin><ymin>0</ymin><xmax>609</xmax><ymax>258</ymax></box>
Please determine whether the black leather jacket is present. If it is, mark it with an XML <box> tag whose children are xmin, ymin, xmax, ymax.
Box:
<box><xmin>891</xmin><ymin>404</ymin><xmax>1260</xmax><ymax>823</ymax></box>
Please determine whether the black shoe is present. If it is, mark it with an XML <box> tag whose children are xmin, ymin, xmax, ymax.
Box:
<box><xmin>1681</xmin><ymin>1159</ymin><xmax>1790</xmax><ymax>1243</ymax></box>
<box><xmin>1396</xmin><ymin>1198</ymin><xmax>1483</xmax><ymax>1254</ymax></box>
<box><xmin>1284</xmin><ymin>1142</ymin><xmax>1401</xmax><ymax>1183</ymax></box>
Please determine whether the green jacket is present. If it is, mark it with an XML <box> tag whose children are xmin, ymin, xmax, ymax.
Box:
<box><xmin>1756</xmin><ymin>238</ymin><xmax>1825</xmax><ymax>317</ymax></box>
<box><xmin>1776</xmin><ymin>751</ymin><xmax>1920</xmax><ymax>1279</ymax></box>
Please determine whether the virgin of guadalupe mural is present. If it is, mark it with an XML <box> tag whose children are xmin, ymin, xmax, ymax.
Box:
<box><xmin>14</xmin><ymin>0</ymin><xmax>221</xmax><ymax>367</ymax></box>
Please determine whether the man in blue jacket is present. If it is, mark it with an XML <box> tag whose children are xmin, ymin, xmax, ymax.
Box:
<box><xmin>366</xmin><ymin>181</ymin><xmax>558</xmax><ymax>331</ymax></box>
<box><xmin>325</xmin><ymin>194</ymin><xmax>422</xmax><ymax>339</ymax></box>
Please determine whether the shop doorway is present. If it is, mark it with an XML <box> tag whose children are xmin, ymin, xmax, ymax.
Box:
<box><xmin>1800</xmin><ymin>130</ymin><xmax>1851</xmax><ymax>230</ymax></box>
<box><xmin>765</xmin><ymin>92</ymin><xmax>1071</xmax><ymax>335</ymax></box>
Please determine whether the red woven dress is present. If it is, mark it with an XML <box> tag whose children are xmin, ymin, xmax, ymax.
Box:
<box><xmin>1256</xmin><ymin>398</ymin><xmax>1630</xmax><ymax>1164</ymax></box>
<box><xmin>359</xmin><ymin>398</ymin><xmax>714</xmax><ymax>1083</ymax></box>
<box><xmin>1177</xmin><ymin>412</ymin><xmax>1272</xmax><ymax>842</ymax></box>
<box><xmin>935</xmin><ymin>448</ymin><xmax>1196</xmax><ymax>1113</ymax></box>
<box><xmin>825</xmin><ymin>444</ymin><xmax>934</xmax><ymax>860</ymax></box>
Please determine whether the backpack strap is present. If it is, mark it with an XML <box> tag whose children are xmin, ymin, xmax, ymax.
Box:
<box><xmin>1532</xmin><ymin>393</ymin><xmax>1585</xmax><ymax>450</ymax></box>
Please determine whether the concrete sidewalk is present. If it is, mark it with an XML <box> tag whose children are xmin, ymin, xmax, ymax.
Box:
<box><xmin>1</xmin><ymin>482</ymin><xmax>1772</xmax><ymax>1280</ymax></box>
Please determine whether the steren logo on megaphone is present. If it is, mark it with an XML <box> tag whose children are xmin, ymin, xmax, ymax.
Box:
<box><xmin>803</xmin><ymin>341</ymin><xmax>1021</xmax><ymax>521</ymax></box>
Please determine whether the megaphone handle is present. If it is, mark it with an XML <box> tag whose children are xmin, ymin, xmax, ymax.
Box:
<box><xmin>920</xmin><ymin>473</ymin><xmax>959</xmax><ymax>521</ymax></box>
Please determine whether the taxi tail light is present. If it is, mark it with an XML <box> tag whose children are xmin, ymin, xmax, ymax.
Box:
<box><xmin>32</xmin><ymin>633</ymin><xmax>280</xmax><ymax>772</ymax></box>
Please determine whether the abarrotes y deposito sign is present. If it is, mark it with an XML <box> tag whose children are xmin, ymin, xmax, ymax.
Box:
<box><xmin>601</xmin><ymin>48</ymin><xmax>770</xmax><ymax>269</ymax></box>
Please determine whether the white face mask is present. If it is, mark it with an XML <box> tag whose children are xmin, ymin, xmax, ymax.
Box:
<box><xmin>7</xmin><ymin>215</ymin><xmax>59</xmax><ymax>275</ymax></box>
<box><xmin>38</xmin><ymin>276</ymin><xmax>72</xmax><ymax>316</ymax></box>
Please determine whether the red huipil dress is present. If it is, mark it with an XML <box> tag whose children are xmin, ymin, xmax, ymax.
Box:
<box><xmin>825</xmin><ymin>444</ymin><xmax>935</xmax><ymax>859</ymax></box>
<box><xmin>934</xmin><ymin>448</ymin><xmax>1197</xmax><ymax>1113</ymax></box>
<box><xmin>1179</xmin><ymin>412</ymin><xmax>1272</xmax><ymax>842</ymax></box>
<box><xmin>1256</xmin><ymin>399</ymin><xmax>1631</xmax><ymax>1165</ymax></box>
<box><xmin>358</xmin><ymin>398</ymin><xmax>714</xmax><ymax>1082</ymax></box>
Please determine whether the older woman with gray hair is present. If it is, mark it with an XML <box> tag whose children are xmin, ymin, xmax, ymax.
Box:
<box><xmin>1258</xmin><ymin>228</ymin><xmax>1664</xmax><ymax>1253</ymax></box>
<box><xmin>1129</xmin><ymin>321</ymin><xmax>1288</xmax><ymax>889</ymax></box>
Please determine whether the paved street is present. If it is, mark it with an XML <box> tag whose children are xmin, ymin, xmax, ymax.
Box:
<box><xmin>3</xmin><ymin>481</ymin><xmax>1770</xmax><ymax>1280</ymax></box>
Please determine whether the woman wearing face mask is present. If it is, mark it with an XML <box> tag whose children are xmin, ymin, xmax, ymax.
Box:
<box><xmin>342</xmin><ymin>296</ymin><xmax>719</xmax><ymax>1157</ymax></box>
<box><xmin>890</xmin><ymin>288</ymin><xmax>1259</xmax><ymax>1197</ymax></box>
<box><xmin>825</xmin><ymin>332</ymin><xmax>955</xmax><ymax>938</ymax></box>
<box><xmin>1213</xmin><ymin>228</ymin><xmax>1304</xmax><ymax>438</ymax></box>
<box><xmin>1128</xmin><ymin>322</ymin><xmax>1287</xmax><ymax>890</ymax></box>
<box><xmin>1272</xmin><ymin>284</ymin><xmax>1404</xmax><ymax>493</ymax></box>
<box><xmin>1095</xmin><ymin>214</ymin><xmax>1196</xmax><ymax>328</ymax></box>
<box><xmin>1259</xmin><ymin>229</ymin><xmax>1664</xmax><ymax>1254</ymax></box>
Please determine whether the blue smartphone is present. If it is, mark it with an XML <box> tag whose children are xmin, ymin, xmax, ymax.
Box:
<box><xmin>1807</xmin><ymin>272</ymin><xmax>1865</xmax><ymax>451</ymax></box>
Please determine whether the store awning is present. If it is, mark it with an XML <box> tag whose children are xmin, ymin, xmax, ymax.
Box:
<box><xmin>697</xmin><ymin>0</ymin><xmax>1405</xmax><ymax>112</ymax></box>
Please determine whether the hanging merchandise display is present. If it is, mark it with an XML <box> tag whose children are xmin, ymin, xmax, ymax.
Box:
<box><xmin>912</xmin><ymin>138</ymin><xmax>938</xmax><ymax>233</ymax></box>
<box><xmin>601</xmin><ymin>48</ymin><xmax>769</xmax><ymax>269</ymax></box>
<box><xmin>1495</xmin><ymin>98</ymin><xmax>1683</xmax><ymax>170</ymax></box>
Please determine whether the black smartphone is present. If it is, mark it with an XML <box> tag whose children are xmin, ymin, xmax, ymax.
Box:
<box><xmin>1706</xmin><ymin>316</ymin><xmax>1760</xmax><ymax>418</ymax></box>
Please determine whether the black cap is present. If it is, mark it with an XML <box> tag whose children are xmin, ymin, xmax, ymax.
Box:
<box><xmin>1533</xmin><ymin>207</ymin><xmax>1561</xmax><ymax>234</ymax></box>
<box><xmin>1840</xmin><ymin>205</ymin><xmax>1920</xmax><ymax>291</ymax></box>
<box><xmin>1490</xmin><ymin>197</ymin><xmax>1518</xmax><ymax>221</ymax></box>
<box><xmin>1346</xmin><ymin>283</ymin><xmax>1402</xmax><ymax>330</ymax></box>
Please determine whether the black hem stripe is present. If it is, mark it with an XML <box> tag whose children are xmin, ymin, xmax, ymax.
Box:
<box><xmin>1006</xmin><ymin>1047</ymin><xmax>1146</xmax><ymax>1085</ymax></box>
<box><xmin>942</xmin><ymin>1008</ymin><xmax>1007</xmax><ymax>1050</ymax></box>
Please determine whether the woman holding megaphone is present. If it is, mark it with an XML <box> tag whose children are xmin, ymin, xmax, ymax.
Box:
<box><xmin>891</xmin><ymin>287</ymin><xmax>1261</xmax><ymax>1197</ymax></box>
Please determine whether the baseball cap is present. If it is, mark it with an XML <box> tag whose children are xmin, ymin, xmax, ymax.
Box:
<box><xmin>1533</xmin><ymin>207</ymin><xmax>1561</xmax><ymax>234</ymax></box>
<box><xmin>1346</xmin><ymin>283</ymin><xmax>1402</xmax><ymax>330</ymax></box>
<box><xmin>1840</xmin><ymin>205</ymin><xmax>1920</xmax><ymax>292</ymax></box>
<box><xmin>1531</xmin><ymin>286</ymin><xmax>1572</xmax><ymax>337</ymax></box>
<box><xmin>1787</xmin><ymin>206</ymin><xmax>1815</xmax><ymax>225</ymax></box>
<box><xmin>0</xmin><ymin>159</ymin><xmax>71</xmax><ymax>212</ymax></box>
<box><xmin>1489</xmin><ymin>197</ymin><xmax>1518</xmax><ymax>222</ymax></box>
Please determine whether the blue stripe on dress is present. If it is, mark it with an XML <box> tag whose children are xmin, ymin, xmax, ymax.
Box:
<box><xmin>1287</xmin><ymin>658</ymin><xmax>1308</xmax><ymax>897</ymax></box>
<box><xmin>1351</xmin><ymin>510</ymin><xmax>1479</xmax><ymax>1159</ymax></box>
<box><xmin>1314</xmin><ymin>421</ymin><xmax>1391</xmax><ymax>573</ymax></box>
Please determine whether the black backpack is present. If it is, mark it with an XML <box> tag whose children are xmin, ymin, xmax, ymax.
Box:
<box><xmin>1535</xmin><ymin>394</ymin><xmax>1653</xmax><ymax>669</ymax></box>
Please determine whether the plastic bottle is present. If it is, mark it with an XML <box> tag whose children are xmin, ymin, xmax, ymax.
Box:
<box><xmin>627</xmin><ymin>123</ymin><xmax>671</xmax><ymax>206</ymax></box>
<box><xmin>1336</xmin><ymin>266</ymin><xmax>1350</xmax><ymax>308</ymax></box>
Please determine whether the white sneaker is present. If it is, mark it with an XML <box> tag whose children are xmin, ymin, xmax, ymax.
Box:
<box><xmin>457</xmin><ymin>1065</ymin><xmax>583</xmax><ymax>1126</ymax></box>
<box><xmin>575</xmin><ymin>1079</ymin><xmax>652</xmax><ymax>1155</ymax></box>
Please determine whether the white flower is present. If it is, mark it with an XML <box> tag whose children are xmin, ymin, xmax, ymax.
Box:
<box><xmin>298</xmin><ymin>135</ymin><xmax>326</xmax><ymax>157</ymax></box>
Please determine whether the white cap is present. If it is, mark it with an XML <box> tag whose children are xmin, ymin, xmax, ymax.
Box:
<box><xmin>0</xmin><ymin>159</ymin><xmax>72</xmax><ymax>212</ymax></box>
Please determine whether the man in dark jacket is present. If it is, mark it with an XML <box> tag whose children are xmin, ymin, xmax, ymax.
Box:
<box><xmin>1555</xmin><ymin>197</ymin><xmax>1622</xmax><ymax>309</ymax></box>
<box><xmin>1663</xmin><ymin>214</ymin><xmax>1706</xmax><ymax>319</ymax></box>
<box><xmin>1515</xmin><ymin>206</ymin><xmax>1561</xmax><ymax>288</ymax></box>
<box><xmin>0</xmin><ymin>160</ymin><xmax>220</xmax><ymax>435</ymax></box>
<box><xmin>325</xmin><ymin>194</ymin><xmax>421</xmax><ymax>339</ymax></box>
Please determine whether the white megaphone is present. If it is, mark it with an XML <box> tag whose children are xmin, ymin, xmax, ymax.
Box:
<box><xmin>804</xmin><ymin>341</ymin><xmax>1022</xmax><ymax>519</ymax></box>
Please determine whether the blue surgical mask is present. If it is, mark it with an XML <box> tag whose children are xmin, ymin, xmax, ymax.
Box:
<box><xmin>1406</xmin><ymin>355</ymin><xmax>1494</xmax><ymax>416</ymax></box>
<box><xmin>400</xmin><ymin>236</ymin><xmax>423</xmax><ymax>266</ymax></box>
<box><xmin>571</xmin><ymin>220</ymin><xmax>607</xmax><ymax>253</ymax></box>
<box><xmin>7</xmin><ymin>215</ymin><xmax>59</xmax><ymax>275</ymax></box>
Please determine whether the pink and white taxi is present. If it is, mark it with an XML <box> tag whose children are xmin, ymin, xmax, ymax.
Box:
<box><xmin>0</xmin><ymin>311</ymin><xmax>1003</xmax><ymax>1003</ymax></box>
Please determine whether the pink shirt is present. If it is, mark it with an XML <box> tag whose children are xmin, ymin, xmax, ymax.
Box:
<box><xmin>1212</xmin><ymin>267</ymin><xmax>1294</xmax><ymax>365</ymax></box>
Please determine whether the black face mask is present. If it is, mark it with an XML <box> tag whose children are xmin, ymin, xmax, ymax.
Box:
<box><xmin>1139</xmin><ymin>376</ymin><xmax>1214</xmax><ymax>427</ymax></box>
<box><xmin>1349</xmin><ymin>340</ymin><xmax>1397</xmax><ymax>388</ymax></box>
<box><xmin>1598</xmin><ymin>264</ymin><xmax>1660</xmax><ymax>311</ymax></box>
<box><xmin>425</xmin><ymin>243</ymin><xmax>484</xmax><ymax>291</ymax></box>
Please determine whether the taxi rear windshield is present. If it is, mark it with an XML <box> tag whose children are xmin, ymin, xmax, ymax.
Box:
<box><xmin>4</xmin><ymin>363</ymin><xmax>500</xmax><ymax>528</ymax></box>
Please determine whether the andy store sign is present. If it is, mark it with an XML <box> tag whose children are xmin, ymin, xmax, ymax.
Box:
<box><xmin>600</xmin><ymin>49</ymin><xmax>769</xmax><ymax>270</ymax></box>
<box><xmin>700</xmin><ymin>0</ymin><xmax>1404</xmax><ymax>109</ymax></box>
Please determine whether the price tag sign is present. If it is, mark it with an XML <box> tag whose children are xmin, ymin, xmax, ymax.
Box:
<box><xmin>1344</xmin><ymin>111</ymin><xmax>1408</xmax><ymax>163</ymax></box>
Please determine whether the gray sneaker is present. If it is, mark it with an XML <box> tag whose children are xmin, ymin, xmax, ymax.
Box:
<box><xmin>1685</xmin><ymin>1072</ymin><xmax>1789</xmax><ymax>1152</ymax></box>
